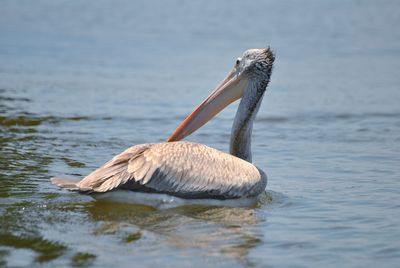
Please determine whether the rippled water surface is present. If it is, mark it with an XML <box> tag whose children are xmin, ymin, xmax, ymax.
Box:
<box><xmin>1</xmin><ymin>1</ymin><xmax>400</xmax><ymax>267</ymax></box>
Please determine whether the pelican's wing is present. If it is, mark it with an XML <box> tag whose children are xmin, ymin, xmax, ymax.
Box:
<box><xmin>52</xmin><ymin>141</ymin><xmax>266</xmax><ymax>198</ymax></box>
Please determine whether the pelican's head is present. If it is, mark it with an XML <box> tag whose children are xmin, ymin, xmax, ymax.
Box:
<box><xmin>234</xmin><ymin>48</ymin><xmax>274</xmax><ymax>87</ymax></box>
<box><xmin>168</xmin><ymin>48</ymin><xmax>275</xmax><ymax>142</ymax></box>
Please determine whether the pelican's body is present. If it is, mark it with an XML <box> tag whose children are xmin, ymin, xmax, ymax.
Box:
<box><xmin>52</xmin><ymin>48</ymin><xmax>275</xmax><ymax>207</ymax></box>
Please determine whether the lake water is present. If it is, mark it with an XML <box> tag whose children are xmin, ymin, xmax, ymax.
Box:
<box><xmin>1</xmin><ymin>0</ymin><xmax>400</xmax><ymax>267</ymax></box>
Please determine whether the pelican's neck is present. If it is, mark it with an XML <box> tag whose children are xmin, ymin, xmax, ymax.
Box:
<box><xmin>230</xmin><ymin>81</ymin><xmax>265</xmax><ymax>162</ymax></box>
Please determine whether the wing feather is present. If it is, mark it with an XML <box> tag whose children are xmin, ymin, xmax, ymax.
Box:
<box><xmin>69</xmin><ymin>141</ymin><xmax>266</xmax><ymax>198</ymax></box>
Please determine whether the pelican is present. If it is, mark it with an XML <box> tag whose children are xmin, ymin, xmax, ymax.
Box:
<box><xmin>51</xmin><ymin>48</ymin><xmax>275</xmax><ymax>208</ymax></box>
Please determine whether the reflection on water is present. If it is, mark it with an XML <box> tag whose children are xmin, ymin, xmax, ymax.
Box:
<box><xmin>0</xmin><ymin>195</ymin><xmax>272</xmax><ymax>266</ymax></box>
<box><xmin>87</xmin><ymin>200</ymin><xmax>266</xmax><ymax>266</ymax></box>
<box><xmin>0</xmin><ymin>233</ymin><xmax>67</xmax><ymax>263</ymax></box>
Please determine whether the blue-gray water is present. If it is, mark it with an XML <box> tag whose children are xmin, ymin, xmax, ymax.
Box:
<box><xmin>1</xmin><ymin>1</ymin><xmax>400</xmax><ymax>267</ymax></box>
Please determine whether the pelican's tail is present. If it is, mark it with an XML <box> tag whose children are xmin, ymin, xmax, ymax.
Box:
<box><xmin>51</xmin><ymin>177</ymin><xmax>80</xmax><ymax>191</ymax></box>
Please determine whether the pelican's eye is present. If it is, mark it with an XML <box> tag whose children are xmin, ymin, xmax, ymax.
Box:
<box><xmin>235</xmin><ymin>58</ymin><xmax>241</xmax><ymax>66</ymax></box>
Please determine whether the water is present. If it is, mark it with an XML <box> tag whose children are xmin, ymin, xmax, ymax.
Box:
<box><xmin>1</xmin><ymin>0</ymin><xmax>400</xmax><ymax>267</ymax></box>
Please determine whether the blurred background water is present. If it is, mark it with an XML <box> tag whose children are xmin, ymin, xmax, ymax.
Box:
<box><xmin>1</xmin><ymin>0</ymin><xmax>400</xmax><ymax>267</ymax></box>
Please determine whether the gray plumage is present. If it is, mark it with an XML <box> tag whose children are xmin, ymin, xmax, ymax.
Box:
<box><xmin>51</xmin><ymin>141</ymin><xmax>267</xmax><ymax>199</ymax></box>
<box><xmin>51</xmin><ymin>48</ymin><xmax>274</xmax><ymax>202</ymax></box>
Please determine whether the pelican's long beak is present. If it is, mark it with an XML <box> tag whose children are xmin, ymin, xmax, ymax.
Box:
<box><xmin>168</xmin><ymin>70</ymin><xmax>248</xmax><ymax>142</ymax></box>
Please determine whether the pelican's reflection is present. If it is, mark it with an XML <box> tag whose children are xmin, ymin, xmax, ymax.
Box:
<box><xmin>86</xmin><ymin>192</ymin><xmax>273</xmax><ymax>265</ymax></box>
